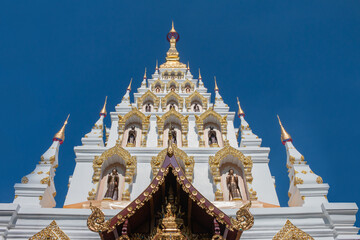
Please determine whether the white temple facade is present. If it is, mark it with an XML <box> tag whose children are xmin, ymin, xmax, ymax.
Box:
<box><xmin>0</xmin><ymin>23</ymin><xmax>358</xmax><ymax>240</ymax></box>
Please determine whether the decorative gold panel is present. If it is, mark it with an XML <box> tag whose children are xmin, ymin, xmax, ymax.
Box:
<box><xmin>208</xmin><ymin>143</ymin><xmax>257</xmax><ymax>201</ymax></box>
<box><xmin>89</xmin><ymin>143</ymin><xmax>137</xmax><ymax>200</ymax></box>
<box><xmin>118</xmin><ymin>107</ymin><xmax>151</xmax><ymax>147</ymax></box>
<box><xmin>156</xmin><ymin>109</ymin><xmax>189</xmax><ymax>147</ymax></box>
<box><xmin>151</xmin><ymin>145</ymin><xmax>194</xmax><ymax>181</ymax></box>
<box><xmin>151</xmin><ymin>79</ymin><xmax>165</xmax><ymax>93</ymax></box>
<box><xmin>185</xmin><ymin>91</ymin><xmax>208</xmax><ymax>111</ymax></box>
<box><xmin>272</xmin><ymin>220</ymin><xmax>314</xmax><ymax>240</ymax></box>
<box><xmin>29</xmin><ymin>220</ymin><xmax>70</xmax><ymax>240</ymax></box>
<box><xmin>181</xmin><ymin>79</ymin><xmax>195</xmax><ymax>92</ymax></box>
<box><xmin>161</xmin><ymin>91</ymin><xmax>184</xmax><ymax>111</ymax></box>
<box><xmin>230</xmin><ymin>202</ymin><xmax>254</xmax><ymax>231</ymax></box>
<box><xmin>166</xmin><ymin>79</ymin><xmax>180</xmax><ymax>92</ymax></box>
<box><xmin>137</xmin><ymin>90</ymin><xmax>160</xmax><ymax>111</ymax></box>
<box><xmin>195</xmin><ymin>108</ymin><xmax>227</xmax><ymax>147</ymax></box>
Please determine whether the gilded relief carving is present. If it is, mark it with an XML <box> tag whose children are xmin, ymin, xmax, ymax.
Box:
<box><xmin>29</xmin><ymin>220</ymin><xmax>70</xmax><ymax>240</ymax></box>
<box><xmin>272</xmin><ymin>220</ymin><xmax>314</xmax><ymax>240</ymax></box>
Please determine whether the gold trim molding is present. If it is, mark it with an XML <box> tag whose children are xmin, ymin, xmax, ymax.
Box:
<box><xmin>29</xmin><ymin>220</ymin><xmax>70</xmax><ymax>240</ymax></box>
<box><xmin>90</xmin><ymin>143</ymin><xmax>137</xmax><ymax>201</ymax></box>
<box><xmin>185</xmin><ymin>91</ymin><xmax>208</xmax><ymax>111</ymax></box>
<box><xmin>195</xmin><ymin>109</ymin><xmax>227</xmax><ymax>147</ymax></box>
<box><xmin>118</xmin><ymin>107</ymin><xmax>151</xmax><ymax>147</ymax></box>
<box><xmin>209</xmin><ymin>143</ymin><xmax>257</xmax><ymax>201</ymax></box>
<box><xmin>161</xmin><ymin>91</ymin><xmax>184</xmax><ymax>111</ymax></box>
<box><xmin>137</xmin><ymin>90</ymin><xmax>160</xmax><ymax>111</ymax></box>
<box><xmin>151</xmin><ymin>145</ymin><xmax>194</xmax><ymax>181</ymax></box>
<box><xmin>272</xmin><ymin>220</ymin><xmax>314</xmax><ymax>240</ymax></box>
<box><xmin>156</xmin><ymin>109</ymin><xmax>189</xmax><ymax>147</ymax></box>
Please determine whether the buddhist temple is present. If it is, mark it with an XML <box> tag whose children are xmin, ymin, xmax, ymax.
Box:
<box><xmin>0</xmin><ymin>23</ymin><xmax>358</xmax><ymax>240</ymax></box>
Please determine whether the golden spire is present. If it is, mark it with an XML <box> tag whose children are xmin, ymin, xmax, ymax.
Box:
<box><xmin>127</xmin><ymin>78</ymin><xmax>132</xmax><ymax>91</ymax></box>
<box><xmin>214</xmin><ymin>76</ymin><xmax>219</xmax><ymax>92</ymax></box>
<box><xmin>143</xmin><ymin>68</ymin><xmax>147</xmax><ymax>79</ymax></box>
<box><xmin>156</xmin><ymin>59</ymin><xmax>158</xmax><ymax>70</ymax></box>
<box><xmin>53</xmin><ymin>114</ymin><xmax>70</xmax><ymax>144</ymax></box>
<box><xmin>236</xmin><ymin>97</ymin><xmax>245</xmax><ymax>117</ymax></box>
<box><xmin>199</xmin><ymin>68</ymin><xmax>202</xmax><ymax>79</ymax></box>
<box><xmin>100</xmin><ymin>96</ymin><xmax>107</xmax><ymax>117</ymax></box>
<box><xmin>170</xmin><ymin>21</ymin><xmax>176</xmax><ymax>33</ymax></box>
<box><xmin>187</xmin><ymin>61</ymin><xmax>190</xmax><ymax>70</ymax></box>
<box><xmin>277</xmin><ymin>115</ymin><xmax>292</xmax><ymax>143</ymax></box>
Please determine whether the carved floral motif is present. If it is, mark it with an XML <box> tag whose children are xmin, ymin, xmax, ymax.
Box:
<box><xmin>272</xmin><ymin>220</ymin><xmax>314</xmax><ymax>240</ymax></box>
<box><xmin>29</xmin><ymin>220</ymin><xmax>70</xmax><ymax>240</ymax></box>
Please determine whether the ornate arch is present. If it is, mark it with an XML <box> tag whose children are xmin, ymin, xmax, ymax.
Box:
<box><xmin>166</xmin><ymin>79</ymin><xmax>180</xmax><ymax>92</ymax></box>
<box><xmin>185</xmin><ymin>90</ymin><xmax>208</xmax><ymax>111</ymax></box>
<box><xmin>181</xmin><ymin>79</ymin><xmax>195</xmax><ymax>92</ymax></box>
<box><xmin>161</xmin><ymin>91</ymin><xmax>184</xmax><ymax>111</ymax></box>
<box><xmin>273</xmin><ymin>220</ymin><xmax>314</xmax><ymax>240</ymax></box>
<box><xmin>156</xmin><ymin>108</ymin><xmax>189</xmax><ymax>147</ymax></box>
<box><xmin>151</xmin><ymin>144</ymin><xmax>194</xmax><ymax>181</ymax></box>
<box><xmin>151</xmin><ymin>79</ymin><xmax>165</xmax><ymax>93</ymax></box>
<box><xmin>195</xmin><ymin>109</ymin><xmax>227</xmax><ymax>147</ymax></box>
<box><xmin>90</xmin><ymin>143</ymin><xmax>137</xmax><ymax>201</ymax></box>
<box><xmin>136</xmin><ymin>90</ymin><xmax>160</xmax><ymax>111</ymax></box>
<box><xmin>118</xmin><ymin>108</ymin><xmax>151</xmax><ymax>147</ymax></box>
<box><xmin>208</xmin><ymin>143</ymin><xmax>257</xmax><ymax>201</ymax></box>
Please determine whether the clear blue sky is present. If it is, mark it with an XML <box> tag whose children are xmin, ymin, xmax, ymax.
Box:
<box><xmin>0</xmin><ymin>0</ymin><xmax>359</xmax><ymax>218</ymax></box>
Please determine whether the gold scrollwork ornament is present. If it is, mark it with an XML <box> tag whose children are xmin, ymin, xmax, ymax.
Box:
<box><xmin>230</xmin><ymin>202</ymin><xmax>254</xmax><ymax>231</ymax></box>
<box><xmin>87</xmin><ymin>205</ymin><xmax>110</xmax><ymax>233</ymax></box>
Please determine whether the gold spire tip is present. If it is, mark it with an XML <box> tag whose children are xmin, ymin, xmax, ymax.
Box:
<box><xmin>143</xmin><ymin>68</ymin><xmax>147</xmax><ymax>78</ymax></box>
<box><xmin>237</xmin><ymin>97</ymin><xmax>245</xmax><ymax>116</ymax></box>
<box><xmin>214</xmin><ymin>76</ymin><xmax>219</xmax><ymax>91</ymax></box>
<box><xmin>127</xmin><ymin>78</ymin><xmax>132</xmax><ymax>91</ymax></box>
<box><xmin>171</xmin><ymin>21</ymin><xmax>176</xmax><ymax>32</ymax></box>
<box><xmin>156</xmin><ymin>59</ymin><xmax>158</xmax><ymax>69</ymax></box>
<box><xmin>277</xmin><ymin>115</ymin><xmax>292</xmax><ymax>143</ymax></box>
<box><xmin>199</xmin><ymin>68</ymin><xmax>202</xmax><ymax>79</ymax></box>
<box><xmin>100</xmin><ymin>96</ymin><xmax>107</xmax><ymax>116</ymax></box>
<box><xmin>53</xmin><ymin>114</ymin><xmax>70</xmax><ymax>143</ymax></box>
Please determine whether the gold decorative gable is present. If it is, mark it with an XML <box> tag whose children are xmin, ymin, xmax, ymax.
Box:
<box><xmin>209</xmin><ymin>143</ymin><xmax>257</xmax><ymax>201</ymax></box>
<box><xmin>161</xmin><ymin>91</ymin><xmax>184</xmax><ymax>110</ymax></box>
<box><xmin>137</xmin><ymin>90</ymin><xmax>160</xmax><ymax>110</ymax></box>
<box><xmin>118</xmin><ymin>107</ymin><xmax>151</xmax><ymax>147</ymax></box>
<box><xmin>166</xmin><ymin>79</ymin><xmax>180</xmax><ymax>92</ymax></box>
<box><xmin>89</xmin><ymin>143</ymin><xmax>137</xmax><ymax>201</ymax></box>
<box><xmin>185</xmin><ymin>90</ymin><xmax>208</xmax><ymax>111</ymax></box>
<box><xmin>273</xmin><ymin>220</ymin><xmax>314</xmax><ymax>240</ymax></box>
<box><xmin>195</xmin><ymin>109</ymin><xmax>227</xmax><ymax>147</ymax></box>
<box><xmin>181</xmin><ymin>79</ymin><xmax>195</xmax><ymax>92</ymax></box>
<box><xmin>156</xmin><ymin>109</ymin><xmax>189</xmax><ymax>147</ymax></box>
<box><xmin>29</xmin><ymin>220</ymin><xmax>70</xmax><ymax>240</ymax></box>
<box><xmin>151</xmin><ymin>79</ymin><xmax>165</xmax><ymax>92</ymax></box>
<box><xmin>151</xmin><ymin>145</ymin><xmax>194</xmax><ymax>181</ymax></box>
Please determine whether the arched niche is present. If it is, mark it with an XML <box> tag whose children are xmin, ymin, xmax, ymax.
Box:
<box><xmin>162</xmin><ymin>70</ymin><xmax>184</xmax><ymax>80</ymax></box>
<box><xmin>118</xmin><ymin>108</ymin><xmax>150</xmax><ymax>147</ymax></box>
<box><xmin>151</xmin><ymin>144</ymin><xmax>194</xmax><ymax>181</ymax></box>
<box><xmin>156</xmin><ymin>109</ymin><xmax>189</xmax><ymax>147</ymax></box>
<box><xmin>220</xmin><ymin>162</ymin><xmax>248</xmax><ymax>201</ymax></box>
<box><xmin>185</xmin><ymin>91</ymin><xmax>208</xmax><ymax>112</ymax></box>
<box><xmin>137</xmin><ymin>90</ymin><xmax>160</xmax><ymax>112</ymax></box>
<box><xmin>204</xmin><ymin>123</ymin><xmax>223</xmax><ymax>147</ymax></box>
<box><xmin>195</xmin><ymin>109</ymin><xmax>227</xmax><ymax>147</ymax></box>
<box><xmin>181</xmin><ymin>80</ymin><xmax>195</xmax><ymax>93</ymax></box>
<box><xmin>208</xmin><ymin>144</ymin><xmax>257</xmax><ymax>201</ymax></box>
<box><xmin>90</xmin><ymin>143</ymin><xmax>137</xmax><ymax>201</ymax></box>
<box><xmin>166</xmin><ymin>79</ymin><xmax>179</xmax><ymax>93</ymax></box>
<box><xmin>97</xmin><ymin>163</ymin><xmax>125</xmax><ymax>201</ymax></box>
<box><xmin>151</xmin><ymin>80</ymin><xmax>165</xmax><ymax>93</ymax></box>
<box><xmin>161</xmin><ymin>92</ymin><xmax>183</xmax><ymax>111</ymax></box>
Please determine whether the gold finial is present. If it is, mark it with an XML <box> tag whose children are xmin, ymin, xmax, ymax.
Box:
<box><xmin>277</xmin><ymin>115</ymin><xmax>292</xmax><ymax>143</ymax></box>
<box><xmin>170</xmin><ymin>21</ymin><xmax>176</xmax><ymax>33</ymax></box>
<box><xmin>199</xmin><ymin>69</ymin><xmax>202</xmax><ymax>79</ymax></box>
<box><xmin>53</xmin><ymin>114</ymin><xmax>70</xmax><ymax>144</ymax></box>
<box><xmin>143</xmin><ymin>68</ymin><xmax>147</xmax><ymax>79</ymax></box>
<box><xmin>236</xmin><ymin>97</ymin><xmax>245</xmax><ymax>117</ymax></box>
<box><xmin>156</xmin><ymin>60</ymin><xmax>158</xmax><ymax>70</ymax></box>
<box><xmin>214</xmin><ymin>76</ymin><xmax>219</xmax><ymax>92</ymax></box>
<box><xmin>127</xmin><ymin>78</ymin><xmax>132</xmax><ymax>91</ymax></box>
<box><xmin>100</xmin><ymin>96</ymin><xmax>107</xmax><ymax>117</ymax></box>
<box><xmin>187</xmin><ymin>61</ymin><xmax>190</xmax><ymax>70</ymax></box>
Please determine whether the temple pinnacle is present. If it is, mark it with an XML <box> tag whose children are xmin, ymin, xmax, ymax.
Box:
<box><xmin>199</xmin><ymin>69</ymin><xmax>202</xmax><ymax>79</ymax></box>
<box><xmin>156</xmin><ymin>60</ymin><xmax>158</xmax><ymax>70</ymax></box>
<box><xmin>53</xmin><ymin>114</ymin><xmax>70</xmax><ymax>144</ymax></box>
<box><xmin>214</xmin><ymin>76</ymin><xmax>219</xmax><ymax>92</ymax></box>
<box><xmin>100</xmin><ymin>96</ymin><xmax>107</xmax><ymax>117</ymax></box>
<box><xmin>237</xmin><ymin>97</ymin><xmax>245</xmax><ymax>117</ymax></box>
<box><xmin>277</xmin><ymin>115</ymin><xmax>292</xmax><ymax>144</ymax></box>
<box><xmin>143</xmin><ymin>68</ymin><xmax>147</xmax><ymax>79</ymax></box>
<box><xmin>170</xmin><ymin>21</ymin><xmax>176</xmax><ymax>33</ymax></box>
<box><xmin>127</xmin><ymin>78</ymin><xmax>133</xmax><ymax>91</ymax></box>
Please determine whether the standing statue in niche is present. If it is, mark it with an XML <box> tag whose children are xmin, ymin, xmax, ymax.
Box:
<box><xmin>169</xmin><ymin>103</ymin><xmax>175</xmax><ymax>110</ymax></box>
<box><xmin>193</xmin><ymin>103</ymin><xmax>200</xmax><ymax>112</ymax></box>
<box><xmin>145</xmin><ymin>103</ymin><xmax>151</xmax><ymax>112</ymax></box>
<box><xmin>127</xmin><ymin>126</ymin><xmax>136</xmax><ymax>146</ymax></box>
<box><xmin>155</xmin><ymin>87</ymin><xmax>161</xmax><ymax>93</ymax></box>
<box><xmin>226</xmin><ymin>169</ymin><xmax>242</xmax><ymax>200</ymax></box>
<box><xmin>208</xmin><ymin>126</ymin><xmax>218</xmax><ymax>146</ymax></box>
<box><xmin>104</xmin><ymin>168</ymin><xmax>119</xmax><ymax>200</ymax></box>
<box><xmin>185</xmin><ymin>87</ymin><xmax>191</xmax><ymax>93</ymax></box>
<box><xmin>170</xmin><ymin>126</ymin><xmax>177</xmax><ymax>144</ymax></box>
<box><xmin>170</xmin><ymin>86</ymin><xmax>175</xmax><ymax>92</ymax></box>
